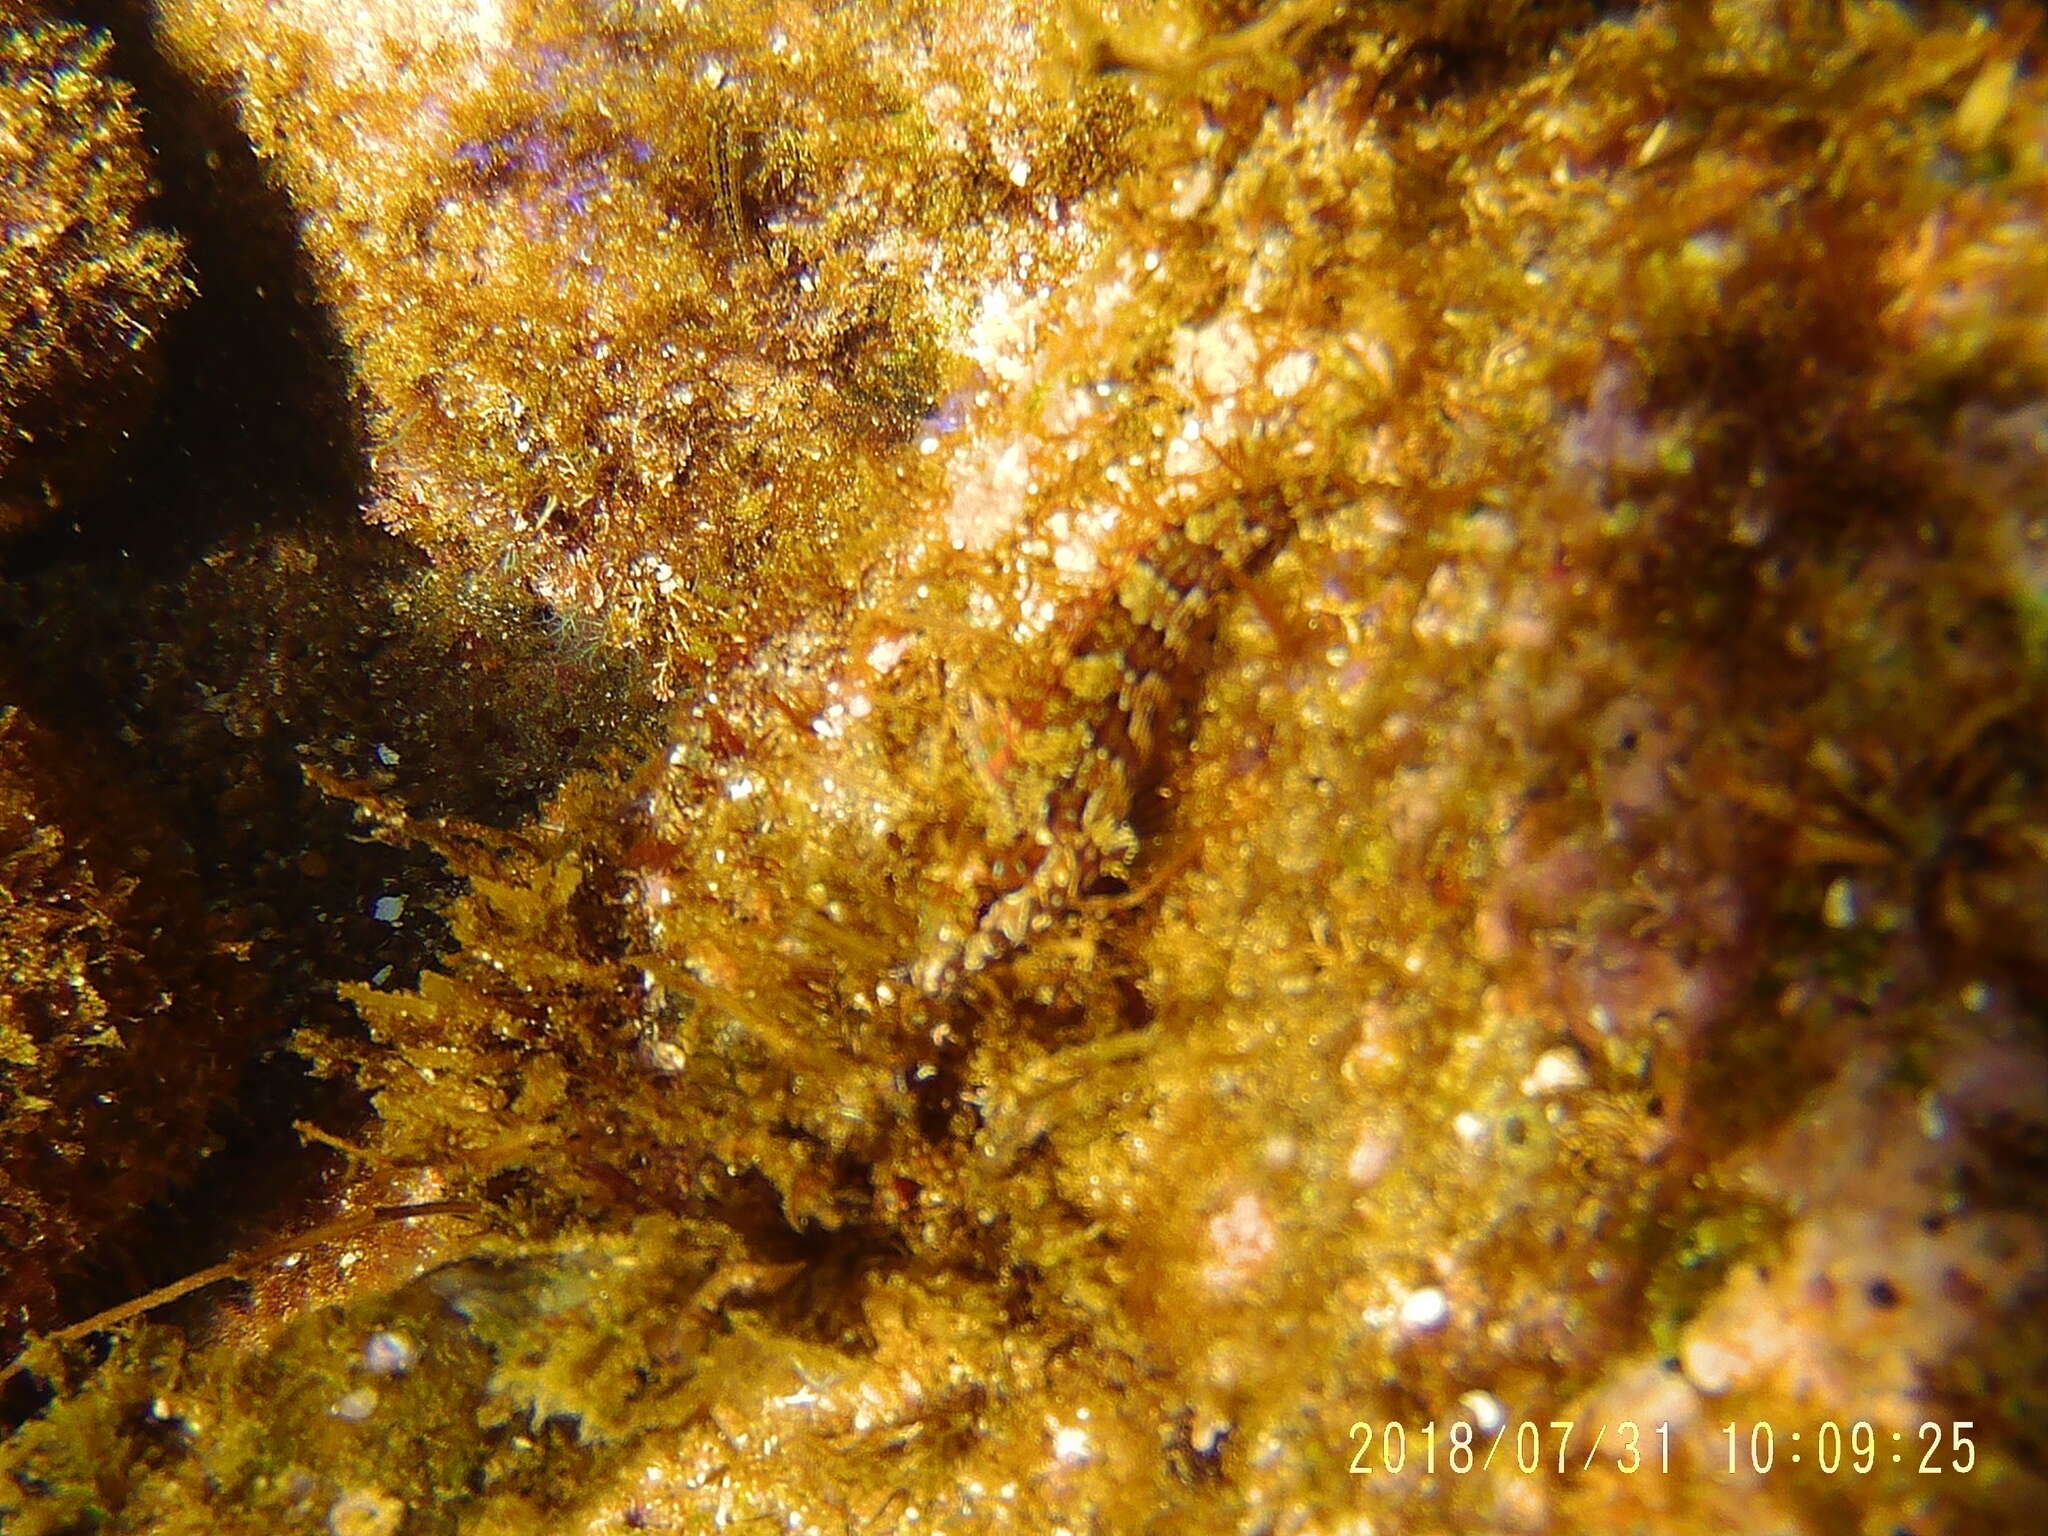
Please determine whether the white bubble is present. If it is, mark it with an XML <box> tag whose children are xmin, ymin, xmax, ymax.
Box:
<box><xmin>361</xmin><ymin>1331</ymin><xmax>416</xmax><ymax>1376</ymax></box>
<box><xmin>1398</xmin><ymin>1286</ymin><xmax>1450</xmax><ymax>1333</ymax></box>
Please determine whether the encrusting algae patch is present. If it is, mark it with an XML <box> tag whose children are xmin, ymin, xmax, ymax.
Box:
<box><xmin>3</xmin><ymin>0</ymin><xmax>2048</xmax><ymax>1532</ymax></box>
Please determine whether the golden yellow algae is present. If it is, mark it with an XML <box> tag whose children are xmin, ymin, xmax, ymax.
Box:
<box><xmin>0</xmin><ymin>485</ymin><xmax>661</xmax><ymax>1369</ymax></box>
<box><xmin>157</xmin><ymin>0</ymin><xmax>1141</xmax><ymax>696</ymax></box>
<box><xmin>0</xmin><ymin>3</ymin><xmax>190</xmax><ymax>532</ymax></box>
<box><xmin>5</xmin><ymin>0</ymin><xmax>2048</xmax><ymax>1534</ymax></box>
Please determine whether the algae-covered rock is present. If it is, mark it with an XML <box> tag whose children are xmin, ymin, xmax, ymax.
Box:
<box><xmin>0</xmin><ymin>2</ymin><xmax>189</xmax><ymax>532</ymax></box>
<box><xmin>5</xmin><ymin>1</ymin><xmax>2048</xmax><ymax>1533</ymax></box>
<box><xmin>157</xmin><ymin>0</ymin><xmax>1138</xmax><ymax>695</ymax></box>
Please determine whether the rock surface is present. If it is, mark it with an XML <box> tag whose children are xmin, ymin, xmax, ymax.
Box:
<box><xmin>3</xmin><ymin>1</ymin><xmax>2046</xmax><ymax>1532</ymax></box>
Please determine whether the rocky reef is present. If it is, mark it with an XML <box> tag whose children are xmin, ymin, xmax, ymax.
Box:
<box><xmin>2</xmin><ymin>0</ymin><xmax>2046</xmax><ymax>1532</ymax></box>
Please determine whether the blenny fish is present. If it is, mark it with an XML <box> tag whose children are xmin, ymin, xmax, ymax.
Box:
<box><xmin>904</xmin><ymin>483</ymin><xmax>1294</xmax><ymax>994</ymax></box>
<box><xmin>627</xmin><ymin>263</ymin><xmax>1306</xmax><ymax>1045</ymax></box>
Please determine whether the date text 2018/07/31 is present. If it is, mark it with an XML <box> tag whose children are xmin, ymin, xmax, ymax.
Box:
<box><xmin>1347</xmin><ymin>1420</ymin><xmax>1672</xmax><ymax>1477</ymax></box>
